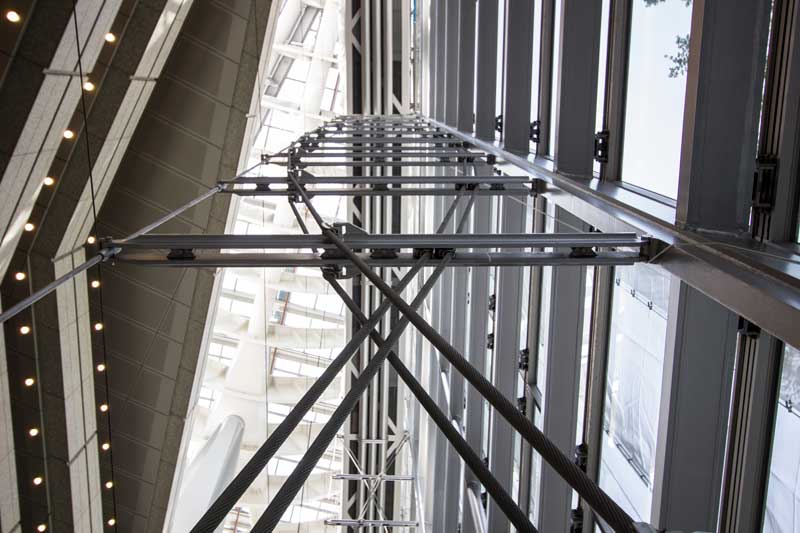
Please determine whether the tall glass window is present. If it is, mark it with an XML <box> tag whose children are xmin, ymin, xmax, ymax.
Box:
<box><xmin>763</xmin><ymin>343</ymin><xmax>800</xmax><ymax>532</ymax></box>
<box><xmin>599</xmin><ymin>264</ymin><xmax>671</xmax><ymax>522</ymax></box>
<box><xmin>620</xmin><ymin>0</ymin><xmax>692</xmax><ymax>199</ymax></box>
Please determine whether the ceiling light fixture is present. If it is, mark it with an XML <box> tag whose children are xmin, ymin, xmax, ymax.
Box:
<box><xmin>104</xmin><ymin>32</ymin><xmax>116</xmax><ymax>43</ymax></box>
<box><xmin>15</xmin><ymin>272</ymin><xmax>26</xmax><ymax>281</ymax></box>
<box><xmin>63</xmin><ymin>129</ymin><xmax>75</xmax><ymax>140</ymax></box>
<box><xmin>24</xmin><ymin>222</ymin><xmax>35</xmax><ymax>232</ymax></box>
<box><xmin>43</xmin><ymin>176</ymin><xmax>55</xmax><ymax>186</ymax></box>
<box><xmin>5</xmin><ymin>10</ymin><xmax>21</xmax><ymax>23</ymax></box>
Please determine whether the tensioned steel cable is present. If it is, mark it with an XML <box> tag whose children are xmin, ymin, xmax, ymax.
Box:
<box><xmin>286</xmin><ymin>169</ymin><xmax>638</xmax><ymax>533</ymax></box>
<box><xmin>251</xmin><ymin>189</ymin><xmax>474</xmax><ymax>532</ymax></box>
<box><xmin>325</xmin><ymin>276</ymin><xmax>537</xmax><ymax>533</ymax></box>
<box><xmin>189</xmin><ymin>258</ymin><xmax>427</xmax><ymax>533</ymax></box>
<box><xmin>249</xmin><ymin>253</ymin><xmax>452</xmax><ymax>533</ymax></box>
<box><xmin>70</xmin><ymin>0</ymin><xmax>118</xmax><ymax>528</ymax></box>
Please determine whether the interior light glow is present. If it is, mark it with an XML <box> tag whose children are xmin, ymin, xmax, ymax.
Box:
<box><xmin>43</xmin><ymin>177</ymin><xmax>55</xmax><ymax>186</ymax></box>
<box><xmin>15</xmin><ymin>272</ymin><xmax>26</xmax><ymax>281</ymax></box>
<box><xmin>5</xmin><ymin>10</ymin><xmax>21</xmax><ymax>23</ymax></box>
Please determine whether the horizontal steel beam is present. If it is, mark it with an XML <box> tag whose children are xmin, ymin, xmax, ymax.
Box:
<box><xmin>113</xmin><ymin>251</ymin><xmax>642</xmax><ymax>268</ymax></box>
<box><xmin>272</xmin><ymin>160</ymin><xmax>489</xmax><ymax>167</ymax></box>
<box><xmin>223</xmin><ymin>175</ymin><xmax>528</xmax><ymax>185</ymax></box>
<box><xmin>269</xmin><ymin>150</ymin><xmax>482</xmax><ymax>158</ymax></box>
<box><xmin>331</xmin><ymin>474</ymin><xmax>415</xmax><ymax>481</ymax></box>
<box><xmin>109</xmin><ymin>232</ymin><xmax>647</xmax><ymax>250</ymax></box>
<box><xmin>226</xmin><ymin>187</ymin><xmax>529</xmax><ymax>197</ymax></box>
<box><xmin>324</xmin><ymin>520</ymin><xmax>419</xmax><ymax>528</ymax></box>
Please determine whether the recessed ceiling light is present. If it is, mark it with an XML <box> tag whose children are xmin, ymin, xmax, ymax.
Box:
<box><xmin>63</xmin><ymin>129</ymin><xmax>74</xmax><ymax>140</ymax></box>
<box><xmin>94</xmin><ymin>323</ymin><xmax>104</xmax><ymax>331</ymax></box>
<box><xmin>105</xmin><ymin>481</ymin><xmax>113</xmax><ymax>489</ymax></box>
<box><xmin>107</xmin><ymin>518</ymin><xmax>116</xmax><ymax>526</ymax></box>
<box><xmin>104</xmin><ymin>32</ymin><xmax>116</xmax><ymax>43</ymax></box>
<box><xmin>101</xmin><ymin>442</ymin><xmax>110</xmax><ymax>451</ymax></box>
<box><xmin>15</xmin><ymin>272</ymin><xmax>26</xmax><ymax>281</ymax></box>
<box><xmin>99</xmin><ymin>403</ymin><xmax>108</xmax><ymax>412</ymax></box>
<box><xmin>19</xmin><ymin>326</ymin><xmax>30</xmax><ymax>335</ymax></box>
<box><xmin>37</xmin><ymin>524</ymin><xmax>47</xmax><ymax>532</ymax></box>
<box><xmin>87</xmin><ymin>235</ymin><xmax>96</xmax><ymax>244</ymax></box>
<box><xmin>96</xmin><ymin>363</ymin><xmax>106</xmax><ymax>372</ymax></box>
<box><xmin>28</xmin><ymin>428</ymin><xmax>39</xmax><ymax>437</ymax></box>
<box><xmin>32</xmin><ymin>476</ymin><xmax>43</xmax><ymax>485</ymax></box>
<box><xmin>43</xmin><ymin>176</ymin><xmax>55</xmax><ymax>186</ymax></box>
<box><xmin>91</xmin><ymin>280</ymin><xmax>101</xmax><ymax>288</ymax></box>
<box><xmin>24</xmin><ymin>222</ymin><xmax>35</xmax><ymax>232</ymax></box>
<box><xmin>5</xmin><ymin>10</ymin><xmax>21</xmax><ymax>23</ymax></box>
<box><xmin>82</xmin><ymin>80</ymin><xmax>95</xmax><ymax>92</ymax></box>
<box><xmin>24</xmin><ymin>377</ymin><xmax>35</xmax><ymax>387</ymax></box>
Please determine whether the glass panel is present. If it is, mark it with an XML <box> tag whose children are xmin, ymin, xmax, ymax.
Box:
<box><xmin>620</xmin><ymin>0</ymin><xmax>693</xmax><ymax>198</ymax></box>
<box><xmin>598</xmin><ymin>263</ymin><xmax>671</xmax><ymax>522</ymax></box>
<box><xmin>548</xmin><ymin>0</ymin><xmax>563</xmax><ymax>157</ymax></box>
<box><xmin>593</xmin><ymin>0</ymin><xmax>611</xmax><ymax>174</ymax></box>
<box><xmin>763</xmin><ymin>343</ymin><xmax>800</xmax><ymax>532</ymax></box>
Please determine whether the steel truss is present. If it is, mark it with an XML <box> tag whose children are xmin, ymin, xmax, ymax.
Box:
<box><xmin>0</xmin><ymin>115</ymin><xmax>656</xmax><ymax>533</ymax></box>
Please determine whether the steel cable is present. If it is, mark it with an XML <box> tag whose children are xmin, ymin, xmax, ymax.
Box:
<box><xmin>287</xmin><ymin>171</ymin><xmax>638</xmax><ymax>533</ymax></box>
<box><xmin>250</xmin><ymin>254</ymin><xmax>452</xmax><ymax>532</ymax></box>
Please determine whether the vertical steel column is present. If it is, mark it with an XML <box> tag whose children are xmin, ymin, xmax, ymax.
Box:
<box><xmin>474</xmin><ymin>0</ymin><xmax>499</xmax><ymax>140</ymax></box>
<box><xmin>718</xmin><ymin>327</ymin><xmax>782</xmax><ymax>532</ymax></box>
<box><xmin>442</xmin><ymin>195</ymin><xmax>470</xmax><ymax>533</ymax></box>
<box><xmin>676</xmin><ymin>0</ymin><xmax>771</xmax><ymax>232</ymax></box>
<box><xmin>486</xmin><ymin>194</ymin><xmax>527</xmax><ymax>533</ymax></box>
<box><xmin>443</xmin><ymin>0</ymin><xmax>460</xmax><ymax>126</ymax></box>
<box><xmin>581</xmin><ymin>265</ymin><xmax>614</xmax><ymax>533</ymax></box>
<box><xmin>461</xmin><ymin>192</ymin><xmax>492</xmax><ymax>533</ymax></box>
<box><xmin>651</xmin><ymin>281</ymin><xmax>739</xmax><ymax>531</ymax></box>
<box><xmin>649</xmin><ymin>2</ymin><xmax>771</xmax><ymax>530</ymax></box>
<box><xmin>426</xmin><ymin>0</ymin><xmax>437</xmax><ymax>116</ymax></box>
<box><xmin>553</xmin><ymin>0</ymin><xmax>602</xmax><ymax>175</ymax></box>
<box><xmin>456</xmin><ymin>0</ymin><xmax>476</xmax><ymax>132</ymax></box>
<box><xmin>537</xmin><ymin>207</ymin><xmax>589</xmax><ymax>533</ymax></box>
<box><xmin>501</xmin><ymin>0</ymin><xmax>536</xmax><ymax>154</ymax></box>
<box><xmin>433</xmin><ymin>0</ymin><xmax>447</xmax><ymax>121</ymax></box>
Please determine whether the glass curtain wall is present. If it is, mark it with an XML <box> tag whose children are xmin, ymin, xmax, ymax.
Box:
<box><xmin>620</xmin><ymin>0</ymin><xmax>692</xmax><ymax>199</ymax></box>
<box><xmin>598</xmin><ymin>264</ymin><xmax>671</xmax><ymax>522</ymax></box>
<box><xmin>763</xmin><ymin>343</ymin><xmax>800</xmax><ymax>532</ymax></box>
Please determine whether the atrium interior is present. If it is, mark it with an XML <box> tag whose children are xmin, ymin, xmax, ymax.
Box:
<box><xmin>0</xmin><ymin>1</ymin><xmax>799</xmax><ymax>533</ymax></box>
